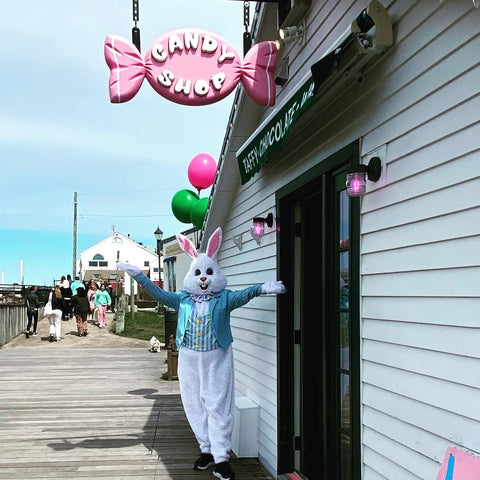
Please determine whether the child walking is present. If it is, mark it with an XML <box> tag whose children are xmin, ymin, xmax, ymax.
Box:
<box><xmin>94</xmin><ymin>284</ymin><xmax>111</xmax><ymax>328</ymax></box>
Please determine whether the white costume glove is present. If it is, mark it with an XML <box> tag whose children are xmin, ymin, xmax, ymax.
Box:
<box><xmin>261</xmin><ymin>280</ymin><xmax>286</xmax><ymax>294</ymax></box>
<box><xmin>116</xmin><ymin>262</ymin><xmax>141</xmax><ymax>277</ymax></box>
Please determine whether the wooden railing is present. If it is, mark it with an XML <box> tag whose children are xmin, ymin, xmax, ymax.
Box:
<box><xmin>0</xmin><ymin>304</ymin><xmax>44</xmax><ymax>347</ymax></box>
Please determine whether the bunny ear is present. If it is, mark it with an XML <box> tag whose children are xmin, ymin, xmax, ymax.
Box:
<box><xmin>176</xmin><ymin>233</ymin><xmax>198</xmax><ymax>259</ymax></box>
<box><xmin>206</xmin><ymin>227</ymin><xmax>222</xmax><ymax>258</ymax></box>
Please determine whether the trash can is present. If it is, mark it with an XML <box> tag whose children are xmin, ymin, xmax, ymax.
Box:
<box><xmin>164</xmin><ymin>308</ymin><xmax>178</xmax><ymax>350</ymax></box>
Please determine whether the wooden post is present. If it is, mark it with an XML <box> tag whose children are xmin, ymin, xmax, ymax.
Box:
<box><xmin>130</xmin><ymin>275</ymin><xmax>135</xmax><ymax>320</ymax></box>
<box><xmin>115</xmin><ymin>294</ymin><xmax>127</xmax><ymax>334</ymax></box>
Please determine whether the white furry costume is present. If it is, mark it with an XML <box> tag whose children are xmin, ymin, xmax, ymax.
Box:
<box><xmin>179</xmin><ymin>345</ymin><xmax>234</xmax><ymax>463</ymax></box>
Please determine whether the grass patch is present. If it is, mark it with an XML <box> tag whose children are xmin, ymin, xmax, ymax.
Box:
<box><xmin>115</xmin><ymin>310</ymin><xmax>165</xmax><ymax>342</ymax></box>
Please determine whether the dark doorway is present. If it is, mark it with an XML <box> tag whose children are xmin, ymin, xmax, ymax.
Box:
<box><xmin>277</xmin><ymin>142</ymin><xmax>361</xmax><ymax>480</ymax></box>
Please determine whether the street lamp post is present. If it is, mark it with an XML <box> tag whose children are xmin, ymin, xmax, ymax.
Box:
<box><xmin>154</xmin><ymin>227</ymin><xmax>163</xmax><ymax>287</ymax></box>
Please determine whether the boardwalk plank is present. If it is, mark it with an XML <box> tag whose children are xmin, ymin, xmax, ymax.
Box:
<box><xmin>0</xmin><ymin>339</ymin><xmax>273</xmax><ymax>480</ymax></box>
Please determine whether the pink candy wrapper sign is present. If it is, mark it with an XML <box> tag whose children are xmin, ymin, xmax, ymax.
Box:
<box><xmin>104</xmin><ymin>29</ymin><xmax>278</xmax><ymax>106</ymax></box>
<box><xmin>436</xmin><ymin>446</ymin><xmax>480</xmax><ymax>480</ymax></box>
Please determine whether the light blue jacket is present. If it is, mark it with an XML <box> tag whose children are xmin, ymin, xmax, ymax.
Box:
<box><xmin>134</xmin><ymin>272</ymin><xmax>263</xmax><ymax>350</ymax></box>
<box><xmin>71</xmin><ymin>280</ymin><xmax>83</xmax><ymax>296</ymax></box>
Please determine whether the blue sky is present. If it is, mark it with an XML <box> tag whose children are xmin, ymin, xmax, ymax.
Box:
<box><xmin>0</xmin><ymin>0</ymin><xmax>250</xmax><ymax>285</ymax></box>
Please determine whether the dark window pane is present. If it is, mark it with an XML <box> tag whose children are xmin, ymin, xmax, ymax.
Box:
<box><xmin>339</xmin><ymin>190</ymin><xmax>349</xmax><ymax>248</ymax></box>
<box><xmin>340</xmin><ymin>433</ymin><xmax>351</xmax><ymax>480</ymax></box>
<box><xmin>340</xmin><ymin>318</ymin><xmax>349</xmax><ymax>370</ymax></box>
<box><xmin>340</xmin><ymin>373</ymin><xmax>350</xmax><ymax>426</ymax></box>
<box><xmin>340</xmin><ymin>251</ymin><xmax>349</xmax><ymax>303</ymax></box>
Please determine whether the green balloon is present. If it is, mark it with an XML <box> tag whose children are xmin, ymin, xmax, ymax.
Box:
<box><xmin>171</xmin><ymin>189</ymin><xmax>199</xmax><ymax>224</ymax></box>
<box><xmin>190</xmin><ymin>197</ymin><xmax>209</xmax><ymax>229</ymax></box>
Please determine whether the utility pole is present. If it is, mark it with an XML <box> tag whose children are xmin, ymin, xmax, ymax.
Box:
<box><xmin>73</xmin><ymin>192</ymin><xmax>78</xmax><ymax>277</ymax></box>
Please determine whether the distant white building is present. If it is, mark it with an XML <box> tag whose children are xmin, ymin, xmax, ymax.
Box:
<box><xmin>162</xmin><ymin>227</ymin><xmax>198</xmax><ymax>292</ymax></box>
<box><xmin>77</xmin><ymin>232</ymin><xmax>160</xmax><ymax>287</ymax></box>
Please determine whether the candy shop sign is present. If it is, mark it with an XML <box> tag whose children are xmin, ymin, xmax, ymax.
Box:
<box><xmin>104</xmin><ymin>28</ymin><xmax>278</xmax><ymax>106</ymax></box>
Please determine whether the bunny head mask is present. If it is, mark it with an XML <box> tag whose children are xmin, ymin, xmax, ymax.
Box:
<box><xmin>177</xmin><ymin>227</ymin><xmax>227</xmax><ymax>295</ymax></box>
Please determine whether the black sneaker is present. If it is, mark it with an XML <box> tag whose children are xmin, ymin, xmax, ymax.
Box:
<box><xmin>49</xmin><ymin>334</ymin><xmax>55</xmax><ymax>342</ymax></box>
<box><xmin>213</xmin><ymin>462</ymin><xmax>235</xmax><ymax>480</ymax></box>
<box><xmin>193</xmin><ymin>453</ymin><xmax>215</xmax><ymax>470</ymax></box>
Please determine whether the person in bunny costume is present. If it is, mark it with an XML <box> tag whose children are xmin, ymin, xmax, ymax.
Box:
<box><xmin>117</xmin><ymin>227</ymin><xmax>285</xmax><ymax>480</ymax></box>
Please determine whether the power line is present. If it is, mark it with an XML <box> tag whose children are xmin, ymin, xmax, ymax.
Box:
<box><xmin>79</xmin><ymin>213</ymin><xmax>172</xmax><ymax>218</ymax></box>
<box><xmin>77</xmin><ymin>188</ymin><xmax>181</xmax><ymax>196</ymax></box>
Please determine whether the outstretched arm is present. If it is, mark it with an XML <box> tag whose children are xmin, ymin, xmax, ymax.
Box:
<box><xmin>229</xmin><ymin>281</ymin><xmax>287</xmax><ymax>310</ymax></box>
<box><xmin>117</xmin><ymin>262</ymin><xmax>181</xmax><ymax>311</ymax></box>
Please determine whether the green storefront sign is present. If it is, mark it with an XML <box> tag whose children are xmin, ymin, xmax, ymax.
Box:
<box><xmin>237</xmin><ymin>75</ymin><xmax>317</xmax><ymax>184</ymax></box>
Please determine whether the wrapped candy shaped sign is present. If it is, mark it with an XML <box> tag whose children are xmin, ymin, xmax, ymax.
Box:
<box><xmin>104</xmin><ymin>28</ymin><xmax>278</xmax><ymax>106</ymax></box>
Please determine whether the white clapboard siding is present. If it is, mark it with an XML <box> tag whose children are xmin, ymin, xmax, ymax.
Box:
<box><xmin>362</xmin><ymin>296</ymin><xmax>479</xmax><ymax>327</ymax></box>
<box><xmin>205</xmin><ymin>0</ymin><xmax>480</xmax><ymax>477</ymax></box>
<box><xmin>363</xmin><ymin>428</ymin><xmax>436</xmax><ymax>479</ymax></box>
<box><xmin>363</xmin><ymin>465</ymin><xmax>389</xmax><ymax>480</ymax></box>
<box><xmin>362</xmin><ymin>206</ymin><xmax>480</xmax><ymax>253</ymax></box>
<box><xmin>214</xmin><ymin>194</ymin><xmax>279</xmax><ymax>476</ymax></box>
<box><xmin>385</xmin><ymin>116</ymin><xmax>480</xmax><ymax>174</ymax></box>
<box><xmin>363</xmin><ymin>340</ymin><xmax>480</xmax><ymax>386</ymax></box>
<box><xmin>363</xmin><ymin>445</ymin><xmax>424</xmax><ymax>480</ymax></box>
<box><xmin>361</xmin><ymin>177</ymin><xmax>480</xmax><ymax>233</ymax></box>
<box><xmin>362</xmin><ymin>235</ymin><xmax>480</xmax><ymax>273</ymax></box>
<box><xmin>364</xmin><ymin>152</ymin><xmax>479</xmax><ymax>214</ymax></box>
<box><xmin>354</xmin><ymin>2</ymin><xmax>480</xmax><ymax>478</ymax></box>
<box><xmin>364</xmin><ymin>384</ymin><xmax>480</xmax><ymax>451</ymax></box>
<box><xmin>363</xmin><ymin>362</ymin><xmax>480</xmax><ymax>422</ymax></box>
<box><xmin>363</xmin><ymin>407</ymin><xmax>449</xmax><ymax>463</ymax></box>
<box><xmin>363</xmin><ymin>267</ymin><xmax>480</xmax><ymax>297</ymax></box>
<box><xmin>234</xmin><ymin>349</ymin><xmax>276</xmax><ymax>379</ymax></box>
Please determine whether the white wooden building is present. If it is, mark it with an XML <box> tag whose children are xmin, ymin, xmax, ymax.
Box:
<box><xmin>162</xmin><ymin>227</ymin><xmax>198</xmax><ymax>292</ymax></box>
<box><xmin>201</xmin><ymin>1</ymin><xmax>480</xmax><ymax>478</ymax></box>
<box><xmin>77</xmin><ymin>231</ymin><xmax>160</xmax><ymax>287</ymax></box>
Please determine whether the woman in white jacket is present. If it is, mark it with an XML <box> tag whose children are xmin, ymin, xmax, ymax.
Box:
<box><xmin>46</xmin><ymin>286</ymin><xmax>67</xmax><ymax>342</ymax></box>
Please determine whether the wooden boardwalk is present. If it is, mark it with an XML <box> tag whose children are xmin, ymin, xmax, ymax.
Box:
<box><xmin>0</xmin><ymin>319</ymin><xmax>273</xmax><ymax>479</ymax></box>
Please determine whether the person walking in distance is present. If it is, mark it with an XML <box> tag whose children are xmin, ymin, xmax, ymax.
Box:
<box><xmin>24</xmin><ymin>285</ymin><xmax>40</xmax><ymax>337</ymax></box>
<box><xmin>46</xmin><ymin>286</ymin><xmax>67</xmax><ymax>342</ymax></box>
<box><xmin>94</xmin><ymin>284</ymin><xmax>111</xmax><ymax>328</ymax></box>
<box><xmin>59</xmin><ymin>276</ymin><xmax>73</xmax><ymax>320</ymax></box>
<box><xmin>71</xmin><ymin>286</ymin><xmax>90</xmax><ymax>336</ymax></box>
<box><xmin>87</xmin><ymin>282</ymin><xmax>97</xmax><ymax>321</ymax></box>
<box><xmin>70</xmin><ymin>276</ymin><xmax>83</xmax><ymax>297</ymax></box>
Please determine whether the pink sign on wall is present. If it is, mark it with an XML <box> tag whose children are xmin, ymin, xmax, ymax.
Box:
<box><xmin>436</xmin><ymin>447</ymin><xmax>480</xmax><ymax>480</ymax></box>
<box><xmin>104</xmin><ymin>29</ymin><xmax>278</xmax><ymax>106</ymax></box>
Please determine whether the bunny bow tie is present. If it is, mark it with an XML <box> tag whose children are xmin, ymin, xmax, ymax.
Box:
<box><xmin>190</xmin><ymin>293</ymin><xmax>215</xmax><ymax>303</ymax></box>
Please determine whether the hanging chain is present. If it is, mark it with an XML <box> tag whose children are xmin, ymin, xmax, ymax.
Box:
<box><xmin>132</xmin><ymin>0</ymin><xmax>141</xmax><ymax>52</ymax></box>
<box><xmin>243</xmin><ymin>1</ymin><xmax>252</xmax><ymax>55</ymax></box>
<box><xmin>133</xmin><ymin>0</ymin><xmax>139</xmax><ymax>27</ymax></box>
<box><xmin>244</xmin><ymin>2</ymin><xmax>250</xmax><ymax>31</ymax></box>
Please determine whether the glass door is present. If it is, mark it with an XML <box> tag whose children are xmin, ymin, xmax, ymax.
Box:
<box><xmin>277</xmin><ymin>144</ymin><xmax>360</xmax><ymax>480</ymax></box>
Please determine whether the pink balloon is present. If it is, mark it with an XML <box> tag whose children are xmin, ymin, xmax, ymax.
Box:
<box><xmin>188</xmin><ymin>153</ymin><xmax>217</xmax><ymax>190</ymax></box>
